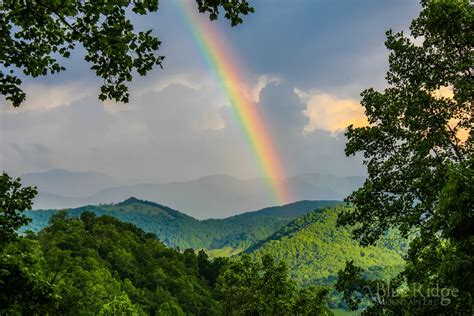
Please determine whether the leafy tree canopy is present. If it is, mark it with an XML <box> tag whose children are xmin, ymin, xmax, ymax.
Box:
<box><xmin>217</xmin><ymin>253</ymin><xmax>333</xmax><ymax>315</ymax></box>
<box><xmin>0</xmin><ymin>0</ymin><xmax>254</xmax><ymax>106</ymax></box>
<box><xmin>0</xmin><ymin>172</ymin><xmax>37</xmax><ymax>243</ymax></box>
<box><xmin>337</xmin><ymin>0</ymin><xmax>473</xmax><ymax>313</ymax></box>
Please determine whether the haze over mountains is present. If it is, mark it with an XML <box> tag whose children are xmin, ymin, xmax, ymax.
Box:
<box><xmin>22</xmin><ymin>169</ymin><xmax>120</xmax><ymax>197</ymax></box>
<box><xmin>24</xmin><ymin>169</ymin><xmax>365</xmax><ymax>218</ymax></box>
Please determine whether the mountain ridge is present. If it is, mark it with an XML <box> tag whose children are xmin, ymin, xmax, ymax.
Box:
<box><xmin>24</xmin><ymin>198</ymin><xmax>342</xmax><ymax>250</ymax></box>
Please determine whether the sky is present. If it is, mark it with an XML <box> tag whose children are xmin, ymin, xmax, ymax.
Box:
<box><xmin>0</xmin><ymin>0</ymin><xmax>421</xmax><ymax>184</ymax></box>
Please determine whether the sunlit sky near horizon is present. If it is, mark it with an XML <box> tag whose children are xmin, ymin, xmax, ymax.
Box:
<box><xmin>0</xmin><ymin>0</ymin><xmax>420</xmax><ymax>183</ymax></box>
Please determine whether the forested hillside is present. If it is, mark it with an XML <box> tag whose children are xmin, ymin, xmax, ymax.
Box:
<box><xmin>23</xmin><ymin>198</ymin><xmax>341</xmax><ymax>250</ymax></box>
<box><xmin>246</xmin><ymin>205</ymin><xmax>406</xmax><ymax>288</ymax></box>
<box><xmin>3</xmin><ymin>210</ymin><xmax>334</xmax><ymax>315</ymax></box>
<box><xmin>1</xmin><ymin>173</ymin><xmax>414</xmax><ymax>314</ymax></box>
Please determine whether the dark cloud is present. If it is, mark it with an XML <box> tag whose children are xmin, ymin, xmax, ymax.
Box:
<box><xmin>259</xmin><ymin>82</ymin><xmax>308</xmax><ymax>135</ymax></box>
<box><xmin>255</xmin><ymin>81</ymin><xmax>365</xmax><ymax>177</ymax></box>
<box><xmin>222</xmin><ymin>0</ymin><xmax>420</xmax><ymax>97</ymax></box>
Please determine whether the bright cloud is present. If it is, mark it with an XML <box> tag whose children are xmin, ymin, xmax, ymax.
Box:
<box><xmin>433</xmin><ymin>85</ymin><xmax>454</xmax><ymax>99</ymax></box>
<box><xmin>432</xmin><ymin>86</ymin><xmax>469</xmax><ymax>143</ymax></box>
<box><xmin>19</xmin><ymin>82</ymin><xmax>94</xmax><ymax>112</ymax></box>
<box><xmin>295</xmin><ymin>89</ymin><xmax>368</xmax><ymax>134</ymax></box>
<box><xmin>250</xmin><ymin>75</ymin><xmax>282</xmax><ymax>103</ymax></box>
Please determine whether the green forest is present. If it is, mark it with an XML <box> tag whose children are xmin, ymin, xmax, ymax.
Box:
<box><xmin>18</xmin><ymin>198</ymin><xmax>407</xmax><ymax>311</ymax></box>
<box><xmin>1</xmin><ymin>185</ymin><xmax>337</xmax><ymax>315</ymax></box>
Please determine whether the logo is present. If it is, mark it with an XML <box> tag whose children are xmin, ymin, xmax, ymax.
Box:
<box><xmin>361</xmin><ymin>283</ymin><xmax>459</xmax><ymax>307</ymax></box>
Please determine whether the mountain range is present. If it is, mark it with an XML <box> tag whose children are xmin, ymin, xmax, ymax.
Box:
<box><xmin>24</xmin><ymin>198</ymin><xmax>341</xmax><ymax>250</ymax></box>
<box><xmin>23</xmin><ymin>169</ymin><xmax>365</xmax><ymax>218</ymax></box>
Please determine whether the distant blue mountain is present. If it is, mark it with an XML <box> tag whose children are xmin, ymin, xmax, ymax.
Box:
<box><xmin>25</xmin><ymin>170</ymin><xmax>363</xmax><ymax>218</ymax></box>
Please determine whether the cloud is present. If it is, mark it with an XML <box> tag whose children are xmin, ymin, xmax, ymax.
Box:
<box><xmin>0</xmin><ymin>74</ymin><xmax>255</xmax><ymax>182</ymax></box>
<box><xmin>10</xmin><ymin>82</ymin><xmax>95</xmax><ymax>112</ymax></box>
<box><xmin>0</xmin><ymin>143</ymin><xmax>53</xmax><ymax>177</ymax></box>
<box><xmin>431</xmin><ymin>86</ymin><xmax>469</xmax><ymax>143</ymax></box>
<box><xmin>226</xmin><ymin>0</ymin><xmax>419</xmax><ymax>97</ymax></box>
<box><xmin>248</xmin><ymin>81</ymin><xmax>366</xmax><ymax>177</ymax></box>
<box><xmin>133</xmin><ymin>73</ymin><xmax>203</xmax><ymax>96</ymax></box>
<box><xmin>1</xmin><ymin>74</ymin><xmax>367</xmax><ymax>183</ymax></box>
<box><xmin>432</xmin><ymin>85</ymin><xmax>454</xmax><ymax>99</ymax></box>
<box><xmin>250</xmin><ymin>75</ymin><xmax>282</xmax><ymax>103</ymax></box>
<box><xmin>295</xmin><ymin>89</ymin><xmax>368</xmax><ymax>135</ymax></box>
<box><xmin>258</xmin><ymin>82</ymin><xmax>308</xmax><ymax>136</ymax></box>
<box><xmin>71</xmin><ymin>72</ymin><xmax>216</xmax><ymax>115</ymax></box>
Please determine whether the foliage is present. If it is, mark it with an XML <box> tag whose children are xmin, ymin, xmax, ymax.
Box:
<box><xmin>0</xmin><ymin>172</ymin><xmax>37</xmax><ymax>243</ymax></box>
<box><xmin>0</xmin><ymin>171</ymin><xmax>409</xmax><ymax>314</ymax></box>
<box><xmin>0</xmin><ymin>237</ymin><xmax>56</xmax><ymax>315</ymax></box>
<box><xmin>196</xmin><ymin>0</ymin><xmax>254</xmax><ymax>26</ymax></box>
<box><xmin>204</xmin><ymin>246</ymin><xmax>243</xmax><ymax>258</ymax></box>
<box><xmin>36</xmin><ymin>211</ymin><xmax>222</xmax><ymax>315</ymax></box>
<box><xmin>336</xmin><ymin>0</ymin><xmax>473</xmax><ymax>314</ymax></box>
<box><xmin>3</xmin><ymin>210</ymin><xmax>336</xmax><ymax>315</ymax></box>
<box><xmin>197</xmin><ymin>249</ymin><xmax>229</xmax><ymax>287</ymax></box>
<box><xmin>98</xmin><ymin>294</ymin><xmax>144</xmax><ymax>316</ymax></box>
<box><xmin>0</xmin><ymin>173</ymin><xmax>55</xmax><ymax>315</ymax></box>
<box><xmin>0</xmin><ymin>0</ymin><xmax>254</xmax><ymax>106</ymax></box>
<box><xmin>217</xmin><ymin>253</ymin><xmax>333</xmax><ymax>315</ymax></box>
<box><xmin>246</xmin><ymin>206</ymin><xmax>405</xmax><ymax>292</ymax></box>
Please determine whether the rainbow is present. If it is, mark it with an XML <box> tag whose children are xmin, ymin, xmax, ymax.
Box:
<box><xmin>176</xmin><ymin>1</ymin><xmax>292</xmax><ymax>205</ymax></box>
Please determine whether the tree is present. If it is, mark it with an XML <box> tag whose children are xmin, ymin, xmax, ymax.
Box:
<box><xmin>0</xmin><ymin>172</ymin><xmax>37</xmax><ymax>243</ymax></box>
<box><xmin>98</xmin><ymin>294</ymin><xmax>144</xmax><ymax>316</ymax></box>
<box><xmin>0</xmin><ymin>237</ymin><xmax>56</xmax><ymax>315</ymax></box>
<box><xmin>0</xmin><ymin>0</ymin><xmax>254</xmax><ymax>106</ymax></box>
<box><xmin>36</xmin><ymin>211</ymin><xmax>223</xmax><ymax>315</ymax></box>
<box><xmin>197</xmin><ymin>249</ymin><xmax>229</xmax><ymax>287</ymax></box>
<box><xmin>337</xmin><ymin>0</ymin><xmax>473</xmax><ymax>313</ymax></box>
<box><xmin>0</xmin><ymin>172</ymin><xmax>55</xmax><ymax>313</ymax></box>
<box><xmin>217</xmin><ymin>254</ymin><xmax>332</xmax><ymax>315</ymax></box>
<box><xmin>294</xmin><ymin>286</ymin><xmax>333</xmax><ymax>316</ymax></box>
